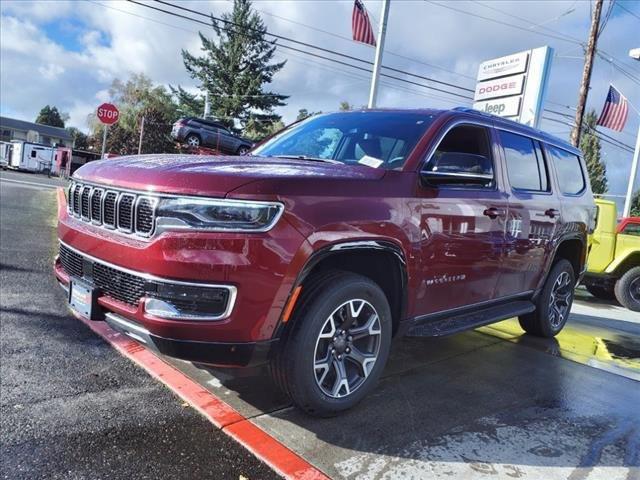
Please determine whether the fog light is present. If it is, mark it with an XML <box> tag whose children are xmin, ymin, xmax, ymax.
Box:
<box><xmin>143</xmin><ymin>283</ymin><xmax>236</xmax><ymax>320</ymax></box>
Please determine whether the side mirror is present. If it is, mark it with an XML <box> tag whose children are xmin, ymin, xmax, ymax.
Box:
<box><xmin>421</xmin><ymin>152</ymin><xmax>493</xmax><ymax>186</ymax></box>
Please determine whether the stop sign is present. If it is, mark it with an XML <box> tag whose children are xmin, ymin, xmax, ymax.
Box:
<box><xmin>96</xmin><ymin>103</ymin><xmax>119</xmax><ymax>125</ymax></box>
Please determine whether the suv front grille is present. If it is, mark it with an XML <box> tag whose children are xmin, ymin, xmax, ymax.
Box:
<box><xmin>67</xmin><ymin>181</ymin><xmax>156</xmax><ymax>238</ymax></box>
<box><xmin>58</xmin><ymin>243</ymin><xmax>234</xmax><ymax>317</ymax></box>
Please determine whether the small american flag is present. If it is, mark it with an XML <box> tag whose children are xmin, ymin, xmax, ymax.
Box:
<box><xmin>352</xmin><ymin>0</ymin><xmax>376</xmax><ymax>46</ymax></box>
<box><xmin>597</xmin><ymin>85</ymin><xmax>629</xmax><ymax>132</ymax></box>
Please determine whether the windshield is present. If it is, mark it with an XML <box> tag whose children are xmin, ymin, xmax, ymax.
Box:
<box><xmin>253</xmin><ymin>111</ymin><xmax>438</xmax><ymax>169</ymax></box>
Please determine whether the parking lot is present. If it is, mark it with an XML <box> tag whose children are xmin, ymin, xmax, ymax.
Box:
<box><xmin>2</xmin><ymin>170</ymin><xmax>639</xmax><ymax>480</ymax></box>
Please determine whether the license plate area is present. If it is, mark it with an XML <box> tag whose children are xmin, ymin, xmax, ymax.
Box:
<box><xmin>69</xmin><ymin>279</ymin><xmax>100</xmax><ymax>320</ymax></box>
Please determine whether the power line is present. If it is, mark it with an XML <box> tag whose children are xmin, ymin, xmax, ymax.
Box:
<box><xmin>472</xmin><ymin>0</ymin><xmax>583</xmax><ymax>45</ymax></box>
<box><xmin>149</xmin><ymin>0</ymin><xmax>474</xmax><ymax>94</ymax></box>
<box><xmin>543</xmin><ymin>114</ymin><xmax>634</xmax><ymax>153</ymax></box>
<box><xmin>616</xmin><ymin>1</ymin><xmax>640</xmax><ymax>20</ymax></box>
<box><xmin>241</xmin><ymin>0</ymin><xmax>477</xmax><ymax>83</ymax></box>
<box><xmin>425</xmin><ymin>0</ymin><xmax>584</xmax><ymax>45</ymax></box>
<box><xmin>126</xmin><ymin>0</ymin><xmax>474</xmax><ymax>101</ymax></box>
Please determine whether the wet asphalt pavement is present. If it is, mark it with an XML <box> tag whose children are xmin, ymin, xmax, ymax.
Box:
<box><xmin>2</xmin><ymin>170</ymin><xmax>640</xmax><ymax>480</ymax></box>
<box><xmin>0</xmin><ymin>172</ymin><xmax>279</xmax><ymax>480</ymax></box>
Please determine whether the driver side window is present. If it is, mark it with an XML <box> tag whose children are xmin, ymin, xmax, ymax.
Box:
<box><xmin>424</xmin><ymin>124</ymin><xmax>495</xmax><ymax>187</ymax></box>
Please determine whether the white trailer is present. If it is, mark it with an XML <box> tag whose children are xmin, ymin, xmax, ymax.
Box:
<box><xmin>8</xmin><ymin>141</ymin><xmax>54</xmax><ymax>173</ymax></box>
<box><xmin>0</xmin><ymin>141</ymin><xmax>12</xmax><ymax>168</ymax></box>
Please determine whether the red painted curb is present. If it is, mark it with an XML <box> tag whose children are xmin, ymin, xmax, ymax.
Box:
<box><xmin>72</xmin><ymin>311</ymin><xmax>329</xmax><ymax>480</ymax></box>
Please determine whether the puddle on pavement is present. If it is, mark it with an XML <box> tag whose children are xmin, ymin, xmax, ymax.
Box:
<box><xmin>478</xmin><ymin>319</ymin><xmax>640</xmax><ymax>381</ymax></box>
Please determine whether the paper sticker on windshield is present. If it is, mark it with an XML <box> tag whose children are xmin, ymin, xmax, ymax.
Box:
<box><xmin>358</xmin><ymin>155</ymin><xmax>383</xmax><ymax>168</ymax></box>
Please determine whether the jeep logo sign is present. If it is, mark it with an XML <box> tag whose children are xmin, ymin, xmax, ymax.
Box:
<box><xmin>473</xmin><ymin>97</ymin><xmax>521</xmax><ymax>117</ymax></box>
<box><xmin>474</xmin><ymin>74</ymin><xmax>525</xmax><ymax>101</ymax></box>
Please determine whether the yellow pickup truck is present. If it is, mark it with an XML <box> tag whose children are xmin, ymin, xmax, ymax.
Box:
<box><xmin>582</xmin><ymin>199</ymin><xmax>640</xmax><ymax>311</ymax></box>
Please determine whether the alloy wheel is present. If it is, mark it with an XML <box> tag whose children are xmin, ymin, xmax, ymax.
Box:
<box><xmin>629</xmin><ymin>276</ymin><xmax>640</xmax><ymax>303</ymax></box>
<box><xmin>548</xmin><ymin>271</ymin><xmax>573</xmax><ymax>328</ymax></box>
<box><xmin>187</xmin><ymin>136</ymin><xmax>200</xmax><ymax>146</ymax></box>
<box><xmin>313</xmin><ymin>299</ymin><xmax>381</xmax><ymax>398</ymax></box>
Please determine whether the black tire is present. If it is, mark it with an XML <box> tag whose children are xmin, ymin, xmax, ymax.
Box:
<box><xmin>585</xmin><ymin>284</ymin><xmax>616</xmax><ymax>301</ymax></box>
<box><xmin>614</xmin><ymin>267</ymin><xmax>640</xmax><ymax>312</ymax></box>
<box><xmin>185</xmin><ymin>133</ymin><xmax>201</xmax><ymax>147</ymax></box>
<box><xmin>519</xmin><ymin>259</ymin><xmax>575</xmax><ymax>337</ymax></box>
<box><xmin>236</xmin><ymin>146</ymin><xmax>250</xmax><ymax>156</ymax></box>
<box><xmin>270</xmin><ymin>271</ymin><xmax>392</xmax><ymax>417</ymax></box>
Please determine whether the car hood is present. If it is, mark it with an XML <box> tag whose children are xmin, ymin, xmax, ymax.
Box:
<box><xmin>73</xmin><ymin>154</ymin><xmax>386</xmax><ymax>197</ymax></box>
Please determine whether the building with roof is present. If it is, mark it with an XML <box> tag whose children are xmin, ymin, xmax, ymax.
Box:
<box><xmin>0</xmin><ymin>116</ymin><xmax>72</xmax><ymax>147</ymax></box>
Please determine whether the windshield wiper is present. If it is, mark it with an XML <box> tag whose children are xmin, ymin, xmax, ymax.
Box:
<box><xmin>271</xmin><ymin>155</ymin><xmax>340</xmax><ymax>164</ymax></box>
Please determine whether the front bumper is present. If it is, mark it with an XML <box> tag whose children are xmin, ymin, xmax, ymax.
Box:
<box><xmin>56</xmin><ymin>265</ymin><xmax>277</xmax><ymax>367</ymax></box>
<box><xmin>104</xmin><ymin>310</ymin><xmax>276</xmax><ymax>367</ymax></box>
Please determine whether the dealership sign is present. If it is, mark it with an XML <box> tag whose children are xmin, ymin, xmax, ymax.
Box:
<box><xmin>473</xmin><ymin>46</ymin><xmax>553</xmax><ymax>127</ymax></box>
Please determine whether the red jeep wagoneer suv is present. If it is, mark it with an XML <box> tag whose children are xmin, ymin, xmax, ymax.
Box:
<box><xmin>55</xmin><ymin>108</ymin><xmax>594</xmax><ymax>416</ymax></box>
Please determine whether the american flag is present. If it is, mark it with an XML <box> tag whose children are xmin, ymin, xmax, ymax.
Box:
<box><xmin>352</xmin><ymin>0</ymin><xmax>376</xmax><ymax>46</ymax></box>
<box><xmin>597</xmin><ymin>85</ymin><xmax>629</xmax><ymax>132</ymax></box>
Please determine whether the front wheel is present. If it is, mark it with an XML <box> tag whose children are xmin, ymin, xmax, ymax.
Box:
<box><xmin>614</xmin><ymin>267</ymin><xmax>640</xmax><ymax>312</ymax></box>
<box><xmin>271</xmin><ymin>272</ymin><xmax>392</xmax><ymax>417</ymax></box>
<box><xmin>519</xmin><ymin>259</ymin><xmax>575</xmax><ymax>337</ymax></box>
<box><xmin>236</xmin><ymin>146</ymin><xmax>250</xmax><ymax>156</ymax></box>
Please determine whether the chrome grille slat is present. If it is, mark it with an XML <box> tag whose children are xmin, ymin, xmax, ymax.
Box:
<box><xmin>67</xmin><ymin>182</ymin><xmax>156</xmax><ymax>238</ymax></box>
<box><xmin>90</xmin><ymin>188</ymin><xmax>103</xmax><ymax>224</ymax></box>
<box><xmin>80</xmin><ymin>186</ymin><xmax>91</xmax><ymax>219</ymax></box>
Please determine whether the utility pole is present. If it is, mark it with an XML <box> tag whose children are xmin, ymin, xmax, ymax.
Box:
<box><xmin>367</xmin><ymin>0</ymin><xmax>390</xmax><ymax>108</ymax></box>
<box><xmin>570</xmin><ymin>0</ymin><xmax>604</xmax><ymax>147</ymax></box>
<box><xmin>137</xmin><ymin>115</ymin><xmax>145</xmax><ymax>155</ymax></box>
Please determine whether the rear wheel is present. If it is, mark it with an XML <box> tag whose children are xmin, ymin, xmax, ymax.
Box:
<box><xmin>185</xmin><ymin>133</ymin><xmax>201</xmax><ymax>147</ymax></box>
<box><xmin>519</xmin><ymin>259</ymin><xmax>575</xmax><ymax>337</ymax></box>
<box><xmin>585</xmin><ymin>284</ymin><xmax>616</xmax><ymax>301</ymax></box>
<box><xmin>271</xmin><ymin>271</ymin><xmax>392</xmax><ymax>417</ymax></box>
<box><xmin>614</xmin><ymin>267</ymin><xmax>640</xmax><ymax>312</ymax></box>
<box><xmin>236</xmin><ymin>146</ymin><xmax>250</xmax><ymax>156</ymax></box>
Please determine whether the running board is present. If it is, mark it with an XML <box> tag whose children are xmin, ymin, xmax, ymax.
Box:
<box><xmin>407</xmin><ymin>300</ymin><xmax>535</xmax><ymax>337</ymax></box>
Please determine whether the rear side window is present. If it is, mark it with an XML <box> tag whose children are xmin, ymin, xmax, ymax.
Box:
<box><xmin>546</xmin><ymin>145</ymin><xmax>586</xmax><ymax>195</ymax></box>
<box><xmin>500</xmin><ymin>130</ymin><xmax>549</xmax><ymax>192</ymax></box>
<box><xmin>621</xmin><ymin>222</ymin><xmax>640</xmax><ymax>236</ymax></box>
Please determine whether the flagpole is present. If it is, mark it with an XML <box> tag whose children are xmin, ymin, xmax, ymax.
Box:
<box><xmin>368</xmin><ymin>0</ymin><xmax>390</xmax><ymax>108</ymax></box>
<box><xmin>622</xmin><ymin>122</ymin><xmax>640</xmax><ymax>218</ymax></box>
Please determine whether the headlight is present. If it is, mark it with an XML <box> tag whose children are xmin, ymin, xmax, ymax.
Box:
<box><xmin>156</xmin><ymin>198</ymin><xmax>284</xmax><ymax>232</ymax></box>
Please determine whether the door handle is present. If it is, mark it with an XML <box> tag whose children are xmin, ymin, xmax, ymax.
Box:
<box><xmin>483</xmin><ymin>207</ymin><xmax>505</xmax><ymax>219</ymax></box>
<box><xmin>545</xmin><ymin>208</ymin><xmax>560</xmax><ymax>218</ymax></box>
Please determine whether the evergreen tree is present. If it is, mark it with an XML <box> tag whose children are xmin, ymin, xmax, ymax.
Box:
<box><xmin>296</xmin><ymin>108</ymin><xmax>321</xmax><ymax>121</ymax></box>
<box><xmin>631</xmin><ymin>191</ymin><xmax>640</xmax><ymax>217</ymax></box>
<box><xmin>36</xmin><ymin>105</ymin><xmax>67</xmax><ymax>128</ymax></box>
<box><xmin>170</xmin><ymin>85</ymin><xmax>205</xmax><ymax>118</ymax></box>
<box><xmin>66</xmin><ymin>127</ymin><xmax>89</xmax><ymax>149</ymax></box>
<box><xmin>580</xmin><ymin>110</ymin><xmax>608</xmax><ymax>195</ymax></box>
<box><xmin>339</xmin><ymin>101</ymin><xmax>352</xmax><ymax>111</ymax></box>
<box><xmin>181</xmin><ymin>0</ymin><xmax>287</xmax><ymax>137</ymax></box>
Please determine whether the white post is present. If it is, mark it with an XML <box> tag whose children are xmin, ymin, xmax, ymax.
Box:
<box><xmin>367</xmin><ymin>0</ymin><xmax>390</xmax><ymax>108</ymax></box>
<box><xmin>138</xmin><ymin>115</ymin><xmax>145</xmax><ymax>155</ymax></box>
<box><xmin>204</xmin><ymin>91</ymin><xmax>210</xmax><ymax>118</ymax></box>
<box><xmin>100</xmin><ymin>126</ymin><xmax>108</xmax><ymax>158</ymax></box>
<box><xmin>622</xmin><ymin>123</ymin><xmax>640</xmax><ymax>218</ymax></box>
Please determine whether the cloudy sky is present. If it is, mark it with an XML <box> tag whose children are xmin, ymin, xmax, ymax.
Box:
<box><xmin>1</xmin><ymin>0</ymin><xmax>639</xmax><ymax>195</ymax></box>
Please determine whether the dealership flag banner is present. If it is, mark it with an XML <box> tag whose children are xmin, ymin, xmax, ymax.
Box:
<box><xmin>597</xmin><ymin>85</ymin><xmax>629</xmax><ymax>132</ymax></box>
<box><xmin>352</xmin><ymin>0</ymin><xmax>376</xmax><ymax>46</ymax></box>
